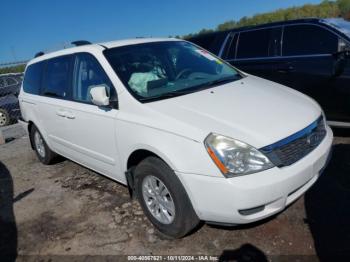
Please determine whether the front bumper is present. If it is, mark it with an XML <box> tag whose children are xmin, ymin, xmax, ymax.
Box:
<box><xmin>176</xmin><ymin>126</ymin><xmax>333</xmax><ymax>224</ymax></box>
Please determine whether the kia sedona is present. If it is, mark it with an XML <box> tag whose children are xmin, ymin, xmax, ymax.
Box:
<box><xmin>19</xmin><ymin>38</ymin><xmax>333</xmax><ymax>238</ymax></box>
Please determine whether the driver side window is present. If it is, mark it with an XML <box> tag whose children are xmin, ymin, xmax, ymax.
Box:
<box><xmin>72</xmin><ymin>53</ymin><xmax>113</xmax><ymax>103</ymax></box>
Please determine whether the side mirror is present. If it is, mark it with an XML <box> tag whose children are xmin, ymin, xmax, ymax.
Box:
<box><xmin>89</xmin><ymin>85</ymin><xmax>110</xmax><ymax>106</ymax></box>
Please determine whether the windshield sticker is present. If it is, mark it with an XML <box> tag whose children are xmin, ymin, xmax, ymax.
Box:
<box><xmin>195</xmin><ymin>49</ymin><xmax>217</xmax><ymax>61</ymax></box>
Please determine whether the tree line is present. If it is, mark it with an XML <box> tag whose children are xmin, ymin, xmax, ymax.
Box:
<box><xmin>182</xmin><ymin>0</ymin><xmax>350</xmax><ymax>39</ymax></box>
<box><xmin>0</xmin><ymin>64</ymin><xmax>26</xmax><ymax>75</ymax></box>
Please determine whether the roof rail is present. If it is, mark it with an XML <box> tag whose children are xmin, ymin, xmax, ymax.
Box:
<box><xmin>71</xmin><ymin>40</ymin><xmax>92</xmax><ymax>46</ymax></box>
<box><xmin>34</xmin><ymin>51</ymin><xmax>45</xmax><ymax>58</ymax></box>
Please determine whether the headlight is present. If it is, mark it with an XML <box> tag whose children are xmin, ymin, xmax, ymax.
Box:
<box><xmin>204</xmin><ymin>133</ymin><xmax>274</xmax><ymax>177</ymax></box>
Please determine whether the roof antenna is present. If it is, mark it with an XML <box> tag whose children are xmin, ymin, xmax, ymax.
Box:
<box><xmin>34</xmin><ymin>51</ymin><xmax>45</xmax><ymax>58</ymax></box>
<box><xmin>71</xmin><ymin>40</ymin><xmax>92</xmax><ymax>46</ymax></box>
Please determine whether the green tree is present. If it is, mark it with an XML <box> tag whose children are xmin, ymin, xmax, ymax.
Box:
<box><xmin>337</xmin><ymin>0</ymin><xmax>350</xmax><ymax>19</ymax></box>
<box><xmin>182</xmin><ymin>0</ymin><xmax>348</xmax><ymax>38</ymax></box>
<box><xmin>0</xmin><ymin>64</ymin><xmax>26</xmax><ymax>75</ymax></box>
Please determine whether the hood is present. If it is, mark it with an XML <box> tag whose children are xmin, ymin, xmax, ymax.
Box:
<box><xmin>142</xmin><ymin>75</ymin><xmax>321</xmax><ymax>148</ymax></box>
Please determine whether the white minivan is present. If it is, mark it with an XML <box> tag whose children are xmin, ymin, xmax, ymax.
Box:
<box><xmin>19</xmin><ymin>38</ymin><xmax>333</xmax><ymax>238</ymax></box>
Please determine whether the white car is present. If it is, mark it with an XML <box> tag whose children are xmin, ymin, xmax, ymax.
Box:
<box><xmin>19</xmin><ymin>38</ymin><xmax>333</xmax><ymax>238</ymax></box>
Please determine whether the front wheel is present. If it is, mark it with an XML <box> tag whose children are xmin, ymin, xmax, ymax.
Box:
<box><xmin>134</xmin><ymin>157</ymin><xmax>199</xmax><ymax>238</ymax></box>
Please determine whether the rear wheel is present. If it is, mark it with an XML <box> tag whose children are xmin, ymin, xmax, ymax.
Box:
<box><xmin>30</xmin><ymin>125</ymin><xmax>57</xmax><ymax>164</ymax></box>
<box><xmin>0</xmin><ymin>108</ymin><xmax>10</xmax><ymax>127</ymax></box>
<box><xmin>134</xmin><ymin>157</ymin><xmax>199</xmax><ymax>238</ymax></box>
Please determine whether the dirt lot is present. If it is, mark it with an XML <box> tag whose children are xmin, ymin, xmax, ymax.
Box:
<box><xmin>1</xmin><ymin>125</ymin><xmax>350</xmax><ymax>261</ymax></box>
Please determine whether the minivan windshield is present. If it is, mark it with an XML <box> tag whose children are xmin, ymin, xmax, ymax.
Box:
<box><xmin>104</xmin><ymin>41</ymin><xmax>241</xmax><ymax>102</ymax></box>
<box><xmin>322</xmin><ymin>18</ymin><xmax>350</xmax><ymax>38</ymax></box>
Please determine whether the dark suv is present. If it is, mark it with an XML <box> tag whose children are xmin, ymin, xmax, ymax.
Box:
<box><xmin>188</xmin><ymin>18</ymin><xmax>350</xmax><ymax>126</ymax></box>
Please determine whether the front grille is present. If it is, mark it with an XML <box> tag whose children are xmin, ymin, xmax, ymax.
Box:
<box><xmin>260</xmin><ymin>116</ymin><xmax>326</xmax><ymax>167</ymax></box>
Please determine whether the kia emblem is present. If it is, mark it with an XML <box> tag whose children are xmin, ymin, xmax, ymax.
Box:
<box><xmin>306</xmin><ymin>133</ymin><xmax>318</xmax><ymax>147</ymax></box>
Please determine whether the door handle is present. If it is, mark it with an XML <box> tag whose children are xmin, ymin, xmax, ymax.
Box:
<box><xmin>56</xmin><ymin>109</ymin><xmax>66</xmax><ymax>117</ymax></box>
<box><xmin>65</xmin><ymin>111</ymin><xmax>75</xmax><ymax>119</ymax></box>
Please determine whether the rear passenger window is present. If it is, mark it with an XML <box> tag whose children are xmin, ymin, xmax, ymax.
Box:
<box><xmin>237</xmin><ymin>29</ymin><xmax>270</xmax><ymax>59</ymax></box>
<box><xmin>72</xmin><ymin>53</ymin><xmax>113</xmax><ymax>103</ymax></box>
<box><xmin>43</xmin><ymin>56</ymin><xmax>71</xmax><ymax>98</ymax></box>
<box><xmin>283</xmin><ymin>25</ymin><xmax>338</xmax><ymax>56</ymax></box>
<box><xmin>23</xmin><ymin>62</ymin><xmax>44</xmax><ymax>95</ymax></box>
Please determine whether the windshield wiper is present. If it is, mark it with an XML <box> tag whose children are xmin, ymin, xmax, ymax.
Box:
<box><xmin>182</xmin><ymin>74</ymin><xmax>241</xmax><ymax>94</ymax></box>
<box><xmin>204</xmin><ymin>75</ymin><xmax>242</xmax><ymax>87</ymax></box>
<box><xmin>139</xmin><ymin>89</ymin><xmax>190</xmax><ymax>102</ymax></box>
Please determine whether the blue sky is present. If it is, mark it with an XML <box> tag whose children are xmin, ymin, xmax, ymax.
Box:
<box><xmin>0</xmin><ymin>0</ymin><xmax>322</xmax><ymax>63</ymax></box>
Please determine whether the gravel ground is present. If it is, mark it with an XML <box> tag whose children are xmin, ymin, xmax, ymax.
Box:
<box><xmin>0</xmin><ymin>125</ymin><xmax>350</xmax><ymax>261</ymax></box>
<box><xmin>0</xmin><ymin>123</ymin><xmax>26</xmax><ymax>142</ymax></box>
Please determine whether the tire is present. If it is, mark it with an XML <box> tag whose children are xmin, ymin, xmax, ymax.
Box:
<box><xmin>134</xmin><ymin>157</ymin><xmax>199</xmax><ymax>238</ymax></box>
<box><xmin>30</xmin><ymin>125</ymin><xmax>57</xmax><ymax>165</ymax></box>
<box><xmin>0</xmin><ymin>108</ymin><xmax>10</xmax><ymax>127</ymax></box>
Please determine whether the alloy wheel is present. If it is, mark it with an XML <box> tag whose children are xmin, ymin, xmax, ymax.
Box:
<box><xmin>142</xmin><ymin>175</ymin><xmax>176</xmax><ymax>224</ymax></box>
<box><xmin>0</xmin><ymin>110</ymin><xmax>8</xmax><ymax>126</ymax></box>
<box><xmin>34</xmin><ymin>131</ymin><xmax>46</xmax><ymax>158</ymax></box>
